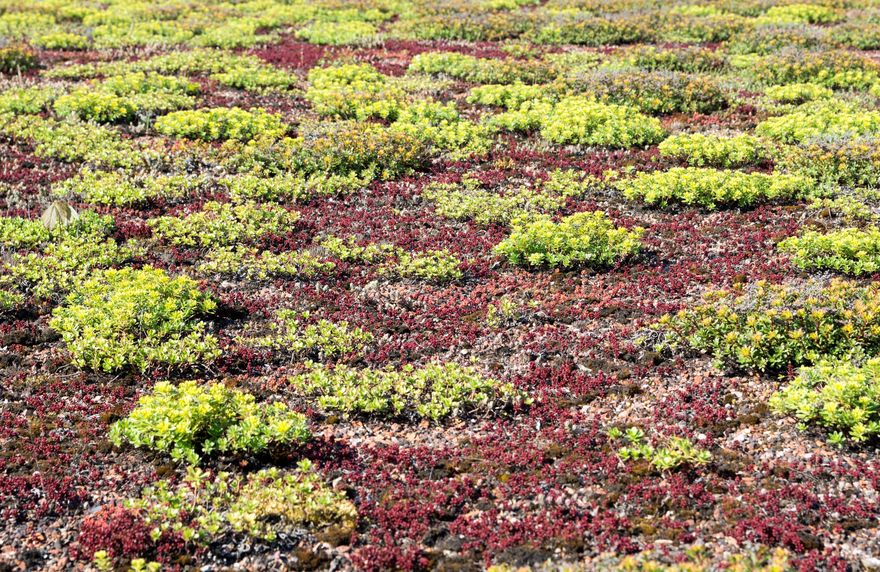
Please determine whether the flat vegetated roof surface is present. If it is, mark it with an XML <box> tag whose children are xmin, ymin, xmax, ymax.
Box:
<box><xmin>2</xmin><ymin>0</ymin><xmax>880</xmax><ymax>570</ymax></box>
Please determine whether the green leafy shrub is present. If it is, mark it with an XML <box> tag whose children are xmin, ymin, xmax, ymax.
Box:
<box><xmin>109</xmin><ymin>380</ymin><xmax>309</xmax><ymax>464</ymax></box>
<box><xmin>493</xmin><ymin>211</ymin><xmax>643</xmax><ymax>269</ymax></box>
<box><xmin>770</xmin><ymin>358</ymin><xmax>880</xmax><ymax>444</ymax></box>
<box><xmin>0</xmin><ymin>86</ymin><xmax>57</xmax><ymax>114</ymax></box>
<box><xmin>779</xmin><ymin>137</ymin><xmax>880</xmax><ymax>188</ymax></box>
<box><xmin>539</xmin><ymin>97</ymin><xmax>665</xmax><ymax>147</ymax></box>
<box><xmin>154</xmin><ymin>107</ymin><xmax>286</xmax><ymax>141</ymax></box>
<box><xmin>657</xmin><ymin>133</ymin><xmax>766</xmax><ymax>168</ymax></box>
<box><xmin>54</xmin><ymin>90</ymin><xmax>138</xmax><ymax>123</ymax></box>
<box><xmin>196</xmin><ymin>246</ymin><xmax>333</xmax><ymax>279</ymax></box>
<box><xmin>240</xmin><ymin>310</ymin><xmax>372</xmax><ymax>358</ymax></box>
<box><xmin>305</xmin><ymin>63</ymin><xmax>405</xmax><ymax>121</ymax></box>
<box><xmin>778</xmin><ymin>227</ymin><xmax>880</xmax><ymax>276</ymax></box>
<box><xmin>659</xmin><ymin>13</ymin><xmax>748</xmax><ymax>43</ymax></box>
<box><xmin>128</xmin><ymin>461</ymin><xmax>355</xmax><ymax>543</ymax></box>
<box><xmin>49</xmin><ymin>267</ymin><xmax>220</xmax><ymax>372</ymax></box>
<box><xmin>0</xmin><ymin>288</ymin><xmax>23</xmax><ymax>312</ymax></box>
<box><xmin>831</xmin><ymin>23</ymin><xmax>880</xmax><ymax>50</ymax></box>
<box><xmin>54</xmin><ymin>169</ymin><xmax>201</xmax><ymax>207</ymax></box>
<box><xmin>620</xmin><ymin>45</ymin><xmax>726</xmax><ymax>73</ymax></box>
<box><xmin>228</xmin><ymin>122</ymin><xmax>427</xmax><ymax>180</ymax></box>
<box><xmin>148</xmin><ymin>202</ymin><xmax>299</xmax><ymax>247</ymax></box>
<box><xmin>532</xmin><ymin>14</ymin><xmax>656</xmax><ymax>46</ymax></box>
<box><xmin>763</xmin><ymin>82</ymin><xmax>833</xmax><ymax>104</ymax></box>
<box><xmin>210</xmin><ymin>64</ymin><xmax>295</xmax><ymax>92</ymax></box>
<box><xmin>296</xmin><ymin>20</ymin><xmax>379</xmax><ymax>45</ymax></box>
<box><xmin>220</xmin><ymin>171</ymin><xmax>369</xmax><ymax>202</ymax></box>
<box><xmin>33</xmin><ymin>31</ymin><xmax>90</xmax><ymax>50</ymax></box>
<box><xmin>290</xmin><ymin>362</ymin><xmax>524</xmax><ymax>420</ymax></box>
<box><xmin>755</xmin><ymin>101</ymin><xmax>880</xmax><ymax>143</ymax></box>
<box><xmin>393</xmin><ymin>249</ymin><xmax>464</xmax><ymax>282</ymax></box>
<box><xmin>0</xmin><ymin>114</ymin><xmax>146</xmax><ymax>167</ymax></box>
<box><xmin>391</xmin><ymin>99</ymin><xmax>494</xmax><ymax>158</ymax></box>
<box><xmin>751</xmin><ymin>50</ymin><xmax>880</xmax><ymax>90</ymax></box>
<box><xmin>0</xmin><ymin>209</ymin><xmax>112</xmax><ymax>249</ymax></box>
<box><xmin>5</xmin><ymin>234</ymin><xmax>135</xmax><ymax>300</ymax></box>
<box><xmin>759</xmin><ymin>4</ymin><xmax>841</xmax><ymax>25</ymax></box>
<box><xmin>467</xmin><ymin>83</ymin><xmax>556</xmax><ymax>109</ymax></box>
<box><xmin>652</xmin><ymin>279</ymin><xmax>880</xmax><ymax>372</ymax></box>
<box><xmin>409</xmin><ymin>52</ymin><xmax>554</xmax><ymax>84</ymax></box>
<box><xmin>617</xmin><ymin>167</ymin><xmax>814</xmax><ymax>210</ymax></box>
<box><xmin>610</xmin><ymin>428</ymin><xmax>711</xmax><ymax>471</ymax></box>
<box><xmin>566</xmin><ymin>69</ymin><xmax>729</xmax><ymax>115</ymax></box>
<box><xmin>0</xmin><ymin>45</ymin><xmax>38</xmax><ymax>74</ymax></box>
<box><xmin>316</xmin><ymin>235</ymin><xmax>399</xmax><ymax>264</ymax></box>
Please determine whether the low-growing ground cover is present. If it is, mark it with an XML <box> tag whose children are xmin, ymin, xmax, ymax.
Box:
<box><xmin>2</xmin><ymin>0</ymin><xmax>880</xmax><ymax>571</ymax></box>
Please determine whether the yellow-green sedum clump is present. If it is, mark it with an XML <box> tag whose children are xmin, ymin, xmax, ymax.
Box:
<box><xmin>652</xmin><ymin>279</ymin><xmax>880</xmax><ymax>373</ymax></box>
<box><xmin>110</xmin><ymin>380</ymin><xmax>309</xmax><ymax>464</ymax></box>
<box><xmin>771</xmin><ymin>358</ymin><xmax>880</xmax><ymax>444</ymax></box>
<box><xmin>756</xmin><ymin>100</ymin><xmax>880</xmax><ymax>144</ymax></box>
<box><xmin>148</xmin><ymin>202</ymin><xmax>299</xmax><ymax>247</ymax></box>
<box><xmin>154</xmin><ymin>107</ymin><xmax>286</xmax><ymax>141</ymax></box>
<box><xmin>290</xmin><ymin>362</ymin><xmax>526</xmax><ymax>420</ymax></box>
<box><xmin>196</xmin><ymin>246</ymin><xmax>334</xmax><ymax>280</ymax></box>
<box><xmin>779</xmin><ymin>227</ymin><xmax>880</xmax><ymax>276</ymax></box>
<box><xmin>127</xmin><ymin>460</ymin><xmax>355</xmax><ymax>543</ymax></box>
<box><xmin>657</xmin><ymin>133</ymin><xmax>767</xmax><ymax>168</ymax></box>
<box><xmin>239</xmin><ymin>310</ymin><xmax>372</xmax><ymax>359</ymax></box>
<box><xmin>539</xmin><ymin>97</ymin><xmax>666</xmax><ymax>147</ymax></box>
<box><xmin>494</xmin><ymin>211</ymin><xmax>643</xmax><ymax>269</ymax></box>
<box><xmin>617</xmin><ymin>167</ymin><xmax>814</xmax><ymax>210</ymax></box>
<box><xmin>49</xmin><ymin>267</ymin><xmax>220</xmax><ymax>372</ymax></box>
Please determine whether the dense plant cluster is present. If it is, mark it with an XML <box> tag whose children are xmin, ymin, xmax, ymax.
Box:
<box><xmin>290</xmin><ymin>362</ymin><xmax>524</xmax><ymax>421</ymax></box>
<box><xmin>494</xmin><ymin>211</ymin><xmax>643</xmax><ymax>269</ymax></box>
<box><xmin>657</xmin><ymin>133</ymin><xmax>766</xmax><ymax>168</ymax></box>
<box><xmin>654</xmin><ymin>280</ymin><xmax>880</xmax><ymax>372</ymax></box>
<box><xmin>771</xmin><ymin>359</ymin><xmax>880</xmax><ymax>444</ymax></box>
<box><xmin>778</xmin><ymin>227</ymin><xmax>880</xmax><ymax>276</ymax></box>
<box><xmin>617</xmin><ymin>168</ymin><xmax>814</xmax><ymax>210</ymax></box>
<box><xmin>49</xmin><ymin>267</ymin><xmax>219</xmax><ymax>372</ymax></box>
<box><xmin>110</xmin><ymin>381</ymin><xmax>309</xmax><ymax>464</ymax></box>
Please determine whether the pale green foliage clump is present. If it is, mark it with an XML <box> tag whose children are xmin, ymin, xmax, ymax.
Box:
<box><xmin>154</xmin><ymin>107</ymin><xmax>286</xmax><ymax>141</ymax></box>
<box><xmin>220</xmin><ymin>171</ymin><xmax>369</xmax><ymax>202</ymax></box>
<box><xmin>54</xmin><ymin>169</ymin><xmax>201</xmax><ymax>207</ymax></box>
<box><xmin>296</xmin><ymin>20</ymin><xmax>379</xmax><ymax>46</ymax></box>
<box><xmin>652</xmin><ymin>279</ymin><xmax>880</xmax><ymax>372</ymax></box>
<box><xmin>305</xmin><ymin>63</ymin><xmax>405</xmax><ymax>121</ymax></box>
<box><xmin>657</xmin><ymin>133</ymin><xmax>767</xmax><ymax>168</ymax></box>
<box><xmin>609</xmin><ymin>427</ymin><xmax>712</xmax><ymax>471</ymax></box>
<box><xmin>467</xmin><ymin>83</ymin><xmax>556</xmax><ymax>109</ymax></box>
<box><xmin>617</xmin><ymin>167</ymin><xmax>814</xmax><ymax>210</ymax></box>
<box><xmin>539</xmin><ymin>97</ymin><xmax>666</xmax><ymax>148</ymax></box>
<box><xmin>756</xmin><ymin>101</ymin><xmax>880</xmax><ymax>144</ymax></box>
<box><xmin>149</xmin><ymin>202</ymin><xmax>299</xmax><ymax>247</ymax></box>
<box><xmin>290</xmin><ymin>362</ymin><xmax>526</xmax><ymax>420</ymax></box>
<box><xmin>493</xmin><ymin>211</ymin><xmax>643</xmax><ymax>269</ymax></box>
<box><xmin>127</xmin><ymin>461</ymin><xmax>356</xmax><ymax>543</ymax></box>
<box><xmin>316</xmin><ymin>235</ymin><xmax>399</xmax><ymax>263</ymax></box>
<box><xmin>49</xmin><ymin>267</ymin><xmax>220</xmax><ymax>372</ymax></box>
<box><xmin>0</xmin><ymin>209</ymin><xmax>112</xmax><ymax>249</ymax></box>
<box><xmin>771</xmin><ymin>358</ymin><xmax>880</xmax><ymax>444</ymax></box>
<box><xmin>393</xmin><ymin>249</ymin><xmax>463</xmax><ymax>282</ymax></box>
<box><xmin>110</xmin><ymin>380</ymin><xmax>309</xmax><ymax>464</ymax></box>
<box><xmin>240</xmin><ymin>310</ymin><xmax>372</xmax><ymax>358</ymax></box>
<box><xmin>391</xmin><ymin>99</ymin><xmax>494</xmax><ymax>159</ymax></box>
<box><xmin>778</xmin><ymin>227</ymin><xmax>880</xmax><ymax>276</ymax></box>
<box><xmin>196</xmin><ymin>247</ymin><xmax>333</xmax><ymax>280</ymax></box>
<box><xmin>763</xmin><ymin>83</ymin><xmax>833</xmax><ymax>104</ymax></box>
<box><xmin>0</xmin><ymin>86</ymin><xmax>56</xmax><ymax>114</ymax></box>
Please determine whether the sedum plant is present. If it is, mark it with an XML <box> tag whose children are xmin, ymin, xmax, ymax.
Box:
<box><xmin>290</xmin><ymin>362</ymin><xmax>525</xmax><ymax>421</ymax></box>
<box><xmin>239</xmin><ymin>310</ymin><xmax>372</xmax><ymax>359</ymax></box>
<box><xmin>617</xmin><ymin>167</ymin><xmax>814</xmax><ymax>210</ymax></box>
<box><xmin>54</xmin><ymin>169</ymin><xmax>201</xmax><ymax>207</ymax></box>
<box><xmin>392</xmin><ymin>249</ymin><xmax>464</xmax><ymax>282</ymax></box>
<box><xmin>127</xmin><ymin>460</ymin><xmax>356</xmax><ymax>543</ymax></box>
<box><xmin>657</xmin><ymin>133</ymin><xmax>767</xmax><ymax>168</ymax></box>
<box><xmin>49</xmin><ymin>267</ymin><xmax>220</xmax><ymax>372</ymax></box>
<box><xmin>110</xmin><ymin>380</ymin><xmax>309</xmax><ymax>464</ymax></box>
<box><xmin>653</xmin><ymin>279</ymin><xmax>880</xmax><ymax>373</ymax></box>
<box><xmin>611</xmin><ymin>428</ymin><xmax>712</xmax><ymax>472</ymax></box>
<box><xmin>539</xmin><ymin>97</ymin><xmax>665</xmax><ymax>148</ymax></box>
<box><xmin>771</xmin><ymin>358</ymin><xmax>880</xmax><ymax>444</ymax></box>
<box><xmin>148</xmin><ymin>202</ymin><xmax>299</xmax><ymax>247</ymax></box>
<box><xmin>493</xmin><ymin>211</ymin><xmax>643</xmax><ymax>269</ymax></box>
<box><xmin>154</xmin><ymin>107</ymin><xmax>286</xmax><ymax>141</ymax></box>
<box><xmin>756</xmin><ymin>100</ymin><xmax>880</xmax><ymax>144</ymax></box>
<box><xmin>196</xmin><ymin>246</ymin><xmax>333</xmax><ymax>280</ymax></box>
<box><xmin>778</xmin><ymin>227</ymin><xmax>880</xmax><ymax>276</ymax></box>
